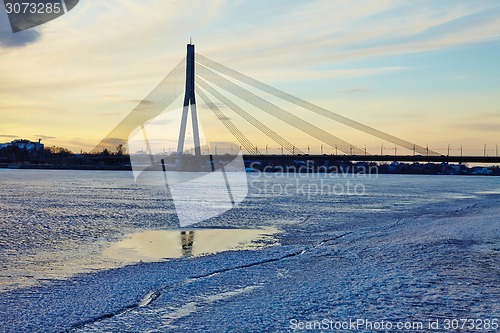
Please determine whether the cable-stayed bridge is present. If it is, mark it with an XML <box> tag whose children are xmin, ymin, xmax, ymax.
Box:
<box><xmin>92</xmin><ymin>44</ymin><xmax>499</xmax><ymax>164</ymax></box>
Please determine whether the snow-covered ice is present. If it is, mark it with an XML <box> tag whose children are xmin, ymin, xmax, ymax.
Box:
<box><xmin>0</xmin><ymin>170</ymin><xmax>498</xmax><ymax>332</ymax></box>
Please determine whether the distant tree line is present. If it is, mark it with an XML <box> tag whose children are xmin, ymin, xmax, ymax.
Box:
<box><xmin>0</xmin><ymin>144</ymin><xmax>129</xmax><ymax>164</ymax></box>
<box><xmin>44</xmin><ymin>146</ymin><xmax>73</xmax><ymax>157</ymax></box>
<box><xmin>99</xmin><ymin>144</ymin><xmax>127</xmax><ymax>157</ymax></box>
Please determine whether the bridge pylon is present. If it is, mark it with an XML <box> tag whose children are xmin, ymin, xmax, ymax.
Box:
<box><xmin>176</xmin><ymin>43</ymin><xmax>201</xmax><ymax>156</ymax></box>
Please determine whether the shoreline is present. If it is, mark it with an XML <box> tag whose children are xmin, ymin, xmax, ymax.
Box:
<box><xmin>0</xmin><ymin>163</ymin><xmax>131</xmax><ymax>171</ymax></box>
<box><xmin>1</xmin><ymin>163</ymin><xmax>499</xmax><ymax>175</ymax></box>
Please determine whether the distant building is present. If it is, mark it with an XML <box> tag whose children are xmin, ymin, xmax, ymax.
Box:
<box><xmin>0</xmin><ymin>139</ymin><xmax>44</xmax><ymax>152</ymax></box>
<box><xmin>0</xmin><ymin>139</ymin><xmax>45</xmax><ymax>161</ymax></box>
<box><xmin>470</xmin><ymin>166</ymin><xmax>493</xmax><ymax>175</ymax></box>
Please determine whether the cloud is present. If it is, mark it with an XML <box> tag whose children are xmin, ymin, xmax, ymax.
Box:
<box><xmin>320</xmin><ymin>67</ymin><xmax>410</xmax><ymax>80</ymax></box>
<box><xmin>0</xmin><ymin>7</ymin><xmax>41</xmax><ymax>48</ymax></box>
<box><xmin>199</xmin><ymin>0</ymin><xmax>500</xmax><ymax>71</ymax></box>
<box><xmin>35</xmin><ymin>134</ymin><xmax>56</xmax><ymax>140</ymax></box>
<box><xmin>341</xmin><ymin>87</ymin><xmax>370</xmax><ymax>94</ymax></box>
<box><xmin>461</xmin><ymin>123</ymin><xmax>500</xmax><ymax>132</ymax></box>
<box><xmin>247</xmin><ymin>66</ymin><xmax>411</xmax><ymax>83</ymax></box>
<box><xmin>0</xmin><ymin>134</ymin><xmax>18</xmax><ymax>138</ymax></box>
<box><xmin>0</xmin><ymin>28</ymin><xmax>40</xmax><ymax>48</ymax></box>
<box><xmin>99</xmin><ymin>112</ymin><xmax>122</xmax><ymax>117</ymax></box>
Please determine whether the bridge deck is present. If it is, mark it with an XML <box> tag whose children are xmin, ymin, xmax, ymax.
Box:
<box><xmin>243</xmin><ymin>155</ymin><xmax>500</xmax><ymax>164</ymax></box>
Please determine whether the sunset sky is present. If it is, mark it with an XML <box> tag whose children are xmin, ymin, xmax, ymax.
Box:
<box><xmin>1</xmin><ymin>0</ymin><xmax>499</xmax><ymax>155</ymax></box>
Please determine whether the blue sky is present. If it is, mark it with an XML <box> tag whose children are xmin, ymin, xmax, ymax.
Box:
<box><xmin>0</xmin><ymin>0</ymin><xmax>499</xmax><ymax>155</ymax></box>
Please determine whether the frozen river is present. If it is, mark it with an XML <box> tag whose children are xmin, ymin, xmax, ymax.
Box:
<box><xmin>0</xmin><ymin>169</ymin><xmax>499</xmax><ymax>332</ymax></box>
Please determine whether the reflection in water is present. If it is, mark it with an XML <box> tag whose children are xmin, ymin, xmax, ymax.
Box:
<box><xmin>104</xmin><ymin>227</ymin><xmax>279</xmax><ymax>263</ymax></box>
<box><xmin>0</xmin><ymin>228</ymin><xmax>278</xmax><ymax>292</ymax></box>
<box><xmin>180</xmin><ymin>230</ymin><xmax>195</xmax><ymax>257</ymax></box>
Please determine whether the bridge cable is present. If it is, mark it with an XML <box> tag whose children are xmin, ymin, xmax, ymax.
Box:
<box><xmin>196</xmin><ymin>54</ymin><xmax>438</xmax><ymax>156</ymax></box>
<box><xmin>92</xmin><ymin>57</ymin><xmax>186</xmax><ymax>153</ymax></box>
<box><xmin>197</xmin><ymin>77</ymin><xmax>303</xmax><ymax>154</ymax></box>
<box><xmin>196</xmin><ymin>85</ymin><xmax>260</xmax><ymax>155</ymax></box>
<box><xmin>197</xmin><ymin>64</ymin><xmax>364</xmax><ymax>155</ymax></box>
